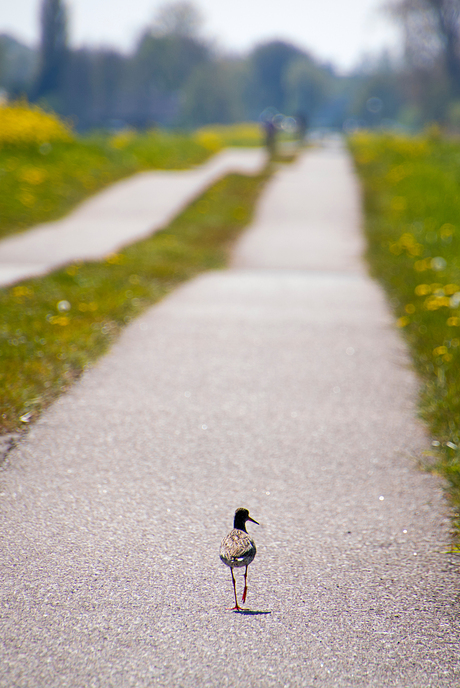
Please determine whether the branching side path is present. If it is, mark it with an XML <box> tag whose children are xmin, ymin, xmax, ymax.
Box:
<box><xmin>1</xmin><ymin>144</ymin><xmax>459</xmax><ymax>687</ymax></box>
<box><xmin>0</xmin><ymin>147</ymin><xmax>266</xmax><ymax>287</ymax></box>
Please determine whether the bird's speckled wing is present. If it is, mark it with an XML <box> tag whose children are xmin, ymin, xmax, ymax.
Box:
<box><xmin>220</xmin><ymin>528</ymin><xmax>256</xmax><ymax>568</ymax></box>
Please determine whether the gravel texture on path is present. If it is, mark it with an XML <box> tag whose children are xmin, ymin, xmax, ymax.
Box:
<box><xmin>1</xmin><ymin>144</ymin><xmax>459</xmax><ymax>687</ymax></box>
<box><xmin>0</xmin><ymin>147</ymin><xmax>266</xmax><ymax>287</ymax></box>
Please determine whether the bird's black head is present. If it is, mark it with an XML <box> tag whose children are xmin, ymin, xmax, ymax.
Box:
<box><xmin>234</xmin><ymin>507</ymin><xmax>259</xmax><ymax>532</ymax></box>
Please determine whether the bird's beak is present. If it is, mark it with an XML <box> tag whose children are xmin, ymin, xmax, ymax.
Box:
<box><xmin>248</xmin><ymin>516</ymin><xmax>259</xmax><ymax>525</ymax></box>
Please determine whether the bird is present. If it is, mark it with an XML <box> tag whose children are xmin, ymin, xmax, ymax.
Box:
<box><xmin>220</xmin><ymin>507</ymin><xmax>259</xmax><ymax>611</ymax></box>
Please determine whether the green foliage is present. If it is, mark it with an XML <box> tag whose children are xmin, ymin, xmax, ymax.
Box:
<box><xmin>285</xmin><ymin>56</ymin><xmax>333</xmax><ymax>118</ymax></box>
<box><xmin>181</xmin><ymin>61</ymin><xmax>244</xmax><ymax>126</ymax></box>
<box><xmin>34</xmin><ymin>0</ymin><xmax>68</xmax><ymax>100</ymax></box>
<box><xmin>248</xmin><ymin>41</ymin><xmax>304</xmax><ymax>113</ymax></box>
<box><xmin>0</xmin><ymin>34</ymin><xmax>36</xmax><ymax>93</ymax></box>
<box><xmin>349</xmin><ymin>68</ymin><xmax>405</xmax><ymax>125</ymax></box>
<box><xmin>133</xmin><ymin>31</ymin><xmax>209</xmax><ymax>94</ymax></box>
<box><xmin>350</xmin><ymin>131</ymin><xmax>460</xmax><ymax>528</ymax></box>
<box><xmin>0</xmin><ymin>169</ymin><xmax>270</xmax><ymax>435</ymax></box>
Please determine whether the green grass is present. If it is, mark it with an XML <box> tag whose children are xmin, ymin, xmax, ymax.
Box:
<box><xmin>0</xmin><ymin>168</ymin><xmax>271</xmax><ymax>436</ymax></box>
<box><xmin>0</xmin><ymin>131</ymin><xmax>212</xmax><ymax>241</ymax></box>
<box><xmin>349</xmin><ymin>131</ymin><xmax>460</xmax><ymax>537</ymax></box>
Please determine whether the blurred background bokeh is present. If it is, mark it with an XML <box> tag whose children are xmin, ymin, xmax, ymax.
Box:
<box><xmin>1</xmin><ymin>0</ymin><xmax>459</xmax><ymax>132</ymax></box>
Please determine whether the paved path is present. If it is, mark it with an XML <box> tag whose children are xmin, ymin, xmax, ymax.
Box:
<box><xmin>1</xmin><ymin>145</ymin><xmax>459</xmax><ymax>687</ymax></box>
<box><xmin>0</xmin><ymin>147</ymin><xmax>266</xmax><ymax>287</ymax></box>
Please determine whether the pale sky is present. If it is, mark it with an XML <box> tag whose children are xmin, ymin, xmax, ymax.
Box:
<box><xmin>0</xmin><ymin>0</ymin><xmax>401</xmax><ymax>71</ymax></box>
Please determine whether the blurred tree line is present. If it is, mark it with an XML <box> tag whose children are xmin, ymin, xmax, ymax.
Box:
<box><xmin>1</xmin><ymin>0</ymin><xmax>460</xmax><ymax>131</ymax></box>
<box><xmin>346</xmin><ymin>0</ymin><xmax>460</xmax><ymax>130</ymax></box>
<box><xmin>0</xmin><ymin>0</ymin><xmax>344</xmax><ymax>130</ymax></box>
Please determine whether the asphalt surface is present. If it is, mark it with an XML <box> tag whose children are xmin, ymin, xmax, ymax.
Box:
<box><xmin>1</xmin><ymin>144</ymin><xmax>459</xmax><ymax>687</ymax></box>
<box><xmin>0</xmin><ymin>147</ymin><xmax>266</xmax><ymax>287</ymax></box>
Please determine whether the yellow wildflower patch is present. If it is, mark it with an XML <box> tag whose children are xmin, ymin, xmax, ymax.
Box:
<box><xmin>414</xmin><ymin>258</ymin><xmax>431</xmax><ymax>271</ymax></box>
<box><xmin>12</xmin><ymin>286</ymin><xmax>33</xmax><ymax>298</ymax></box>
<box><xmin>195</xmin><ymin>123</ymin><xmax>261</xmax><ymax>150</ymax></box>
<box><xmin>194</xmin><ymin>130</ymin><xmax>221</xmax><ymax>153</ymax></box>
<box><xmin>390</xmin><ymin>232</ymin><xmax>423</xmax><ymax>257</ymax></box>
<box><xmin>78</xmin><ymin>302</ymin><xmax>98</xmax><ymax>312</ymax></box>
<box><xmin>0</xmin><ymin>102</ymin><xmax>73</xmax><ymax>147</ymax></box>
<box><xmin>424</xmin><ymin>295</ymin><xmax>450</xmax><ymax>310</ymax></box>
<box><xmin>350</xmin><ymin>132</ymin><xmax>429</xmax><ymax>164</ymax></box>
<box><xmin>48</xmin><ymin>315</ymin><xmax>70</xmax><ymax>326</ymax></box>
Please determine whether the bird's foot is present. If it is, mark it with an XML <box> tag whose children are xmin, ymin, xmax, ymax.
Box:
<box><xmin>226</xmin><ymin>604</ymin><xmax>243</xmax><ymax>612</ymax></box>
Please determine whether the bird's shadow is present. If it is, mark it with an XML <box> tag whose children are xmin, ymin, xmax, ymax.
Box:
<box><xmin>232</xmin><ymin>609</ymin><xmax>271</xmax><ymax>616</ymax></box>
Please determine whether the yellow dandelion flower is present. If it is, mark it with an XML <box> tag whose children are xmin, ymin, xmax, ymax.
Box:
<box><xmin>415</xmin><ymin>284</ymin><xmax>431</xmax><ymax>296</ymax></box>
<box><xmin>20</xmin><ymin>167</ymin><xmax>47</xmax><ymax>185</ymax></box>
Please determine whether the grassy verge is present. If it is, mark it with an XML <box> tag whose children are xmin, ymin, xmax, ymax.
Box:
<box><xmin>195</xmin><ymin>122</ymin><xmax>300</xmax><ymax>153</ymax></box>
<box><xmin>0</xmin><ymin>168</ymin><xmax>271</xmax><ymax>437</ymax></box>
<box><xmin>194</xmin><ymin>122</ymin><xmax>264</xmax><ymax>149</ymax></box>
<box><xmin>349</xmin><ymin>131</ymin><xmax>460</xmax><ymax>537</ymax></box>
<box><xmin>0</xmin><ymin>132</ymin><xmax>213</xmax><ymax>241</ymax></box>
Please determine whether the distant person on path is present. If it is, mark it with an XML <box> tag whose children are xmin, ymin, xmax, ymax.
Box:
<box><xmin>263</xmin><ymin>118</ymin><xmax>277</xmax><ymax>157</ymax></box>
<box><xmin>295</xmin><ymin>112</ymin><xmax>309</xmax><ymax>144</ymax></box>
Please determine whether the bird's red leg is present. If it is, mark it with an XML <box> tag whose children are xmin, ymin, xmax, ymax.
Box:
<box><xmin>242</xmin><ymin>565</ymin><xmax>249</xmax><ymax>603</ymax></box>
<box><xmin>226</xmin><ymin>568</ymin><xmax>241</xmax><ymax>611</ymax></box>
